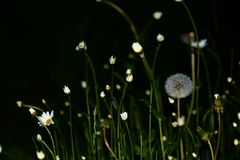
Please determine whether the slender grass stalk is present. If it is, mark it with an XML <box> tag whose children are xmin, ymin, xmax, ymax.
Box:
<box><xmin>103</xmin><ymin>127</ymin><xmax>118</xmax><ymax>160</ymax></box>
<box><xmin>159</xmin><ymin>119</ymin><xmax>165</xmax><ymax>160</ymax></box>
<box><xmin>39</xmin><ymin>139</ymin><xmax>55</xmax><ymax>159</ymax></box>
<box><xmin>67</xmin><ymin>95</ymin><xmax>75</xmax><ymax>160</ymax></box>
<box><xmin>125</xmin><ymin>122</ymin><xmax>134</xmax><ymax>160</ymax></box>
<box><xmin>182</xmin><ymin>2</ymin><xmax>200</xmax><ymax>127</ymax></box>
<box><xmin>148</xmin><ymin>86</ymin><xmax>153</xmax><ymax>159</ymax></box>
<box><xmin>177</xmin><ymin>98</ymin><xmax>184</xmax><ymax>160</ymax></box>
<box><xmin>140</xmin><ymin>132</ymin><xmax>143</xmax><ymax>160</ymax></box>
<box><xmin>22</xmin><ymin>104</ymin><xmax>45</xmax><ymax>112</ymax></box>
<box><xmin>180</xmin><ymin>139</ymin><xmax>184</xmax><ymax>160</ymax></box>
<box><xmin>207</xmin><ymin>140</ymin><xmax>215</xmax><ymax>160</ymax></box>
<box><xmin>214</xmin><ymin>113</ymin><xmax>221</xmax><ymax>160</ymax></box>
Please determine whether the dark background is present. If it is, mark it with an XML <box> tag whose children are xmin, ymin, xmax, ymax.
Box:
<box><xmin>0</xmin><ymin>0</ymin><xmax>240</xmax><ymax>159</ymax></box>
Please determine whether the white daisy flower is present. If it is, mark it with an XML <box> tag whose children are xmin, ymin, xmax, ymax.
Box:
<box><xmin>38</xmin><ymin>111</ymin><xmax>54</xmax><ymax>126</ymax></box>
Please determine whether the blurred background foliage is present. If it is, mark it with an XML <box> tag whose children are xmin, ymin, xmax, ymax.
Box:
<box><xmin>0</xmin><ymin>0</ymin><xmax>239</xmax><ymax>159</ymax></box>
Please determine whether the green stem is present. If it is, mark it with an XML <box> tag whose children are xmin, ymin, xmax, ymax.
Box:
<box><xmin>125</xmin><ymin>122</ymin><xmax>134</xmax><ymax>160</ymax></box>
<box><xmin>208</xmin><ymin>140</ymin><xmax>215</xmax><ymax>160</ymax></box>
<box><xmin>180</xmin><ymin>139</ymin><xmax>184</xmax><ymax>160</ymax></box>
<box><xmin>148</xmin><ymin>86</ymin><xmax>153</xmax><ymax>159</ymax></box>
<box><xmin>215</xmin><ymin>113</ymin><xmax>221</xmax><ymax>160</ymax></box>
<box><xmin>68</xmin><ymin>95</ymin><xmax>75</xmax><ymax>160</ymax></box>
<box><xmin>159</xmin><ymin>119</ymin><xmax>165</xmax><ymax>160</ymax></box>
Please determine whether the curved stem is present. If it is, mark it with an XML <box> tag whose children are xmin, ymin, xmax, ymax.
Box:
<box><xmin>208</xmin><ymin>140</ymin><xmax>215</xmax><ymax>160</ymax></box>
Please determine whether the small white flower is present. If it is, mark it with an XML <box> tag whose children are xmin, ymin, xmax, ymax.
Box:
<box><xmin>81</xmin><ymin>81</ymin><xmax>87</xmax><ymax>89</ymax></box>
<box><xmin>168</xmin><ymin>155</ymin><xmax>173</xmax><ymax>160</ymax></box>
<box><xmin>96</xmin><ymin>0</ymin><xmax>101</xmax><ymax>2</ymax></box>
<box><xmin>29</xmin><ymin>108</ymin><xmax>37</xmax><ymax>116</ymax></box>
<box><xmin>192</xmin><ymin>152</ymin><xmax>197</xmax><ymax>158</ymax></box>
<box><xmin>56</xmin><ymin>155</ymin><xmax>60</xmax><ymax>160</ymax></box>
<box><xmin>237</xmin><ymin>112</ymin><xmax>240</xmax><ymax>121</ymax></box>
<box><xmin>172</xmin><ymin>112</ymin><xmax>177</xmax><ymax>117</ymax></box>
<box><xmin>132</xmin><ymin>42</ymin><xmax>143</xmax><ymax>53</ymax></box>
<box><xmin>63</xmin><ymin>85</ymin><xmax>71</xmax><ymax>94</ymax></box>
<box><xmin>126</xmin><ymin>74</ymin><xmax>133</xmax><ymax>82</ymax></box>
<box><xmin>37</xmin><ymin>134</ymin><xmax>42</xmax><ymax>141</ymax></box>
<box><xmin>115</xmin><ymin>84</ymin><xmax>121</xmax><ymax>90</ymax></box>
<box><xmin>42</xmin><ymin>99</ymin><xmax>47</xmax><ymax>105</ymax></box>
<box><xmin>162</xmin><ymin>136</ymin><xmax>167</xmax><ymax>142</ymax></box>
<box><xmin>233</xmin><ymin>122</ymin><xmax>238</xmax><ymax>128</ymax></box>
<box><xmin>145</xmin><ymin>89</ymin><xmax>151</xmax><ymax>96</ymax></box>
<box><xmin>109</xmin><ymin>55</ymin><xmax>116</xmax><ymax>64</ymax></box>
<box><xmin>120</xmin><ymin>112</ymin><xmax>128</xmax><ymax>121</ymax></box>
<box><xmin>0</xmin><ymin>144</ymin><xmax>2</xmax><ymax>154</ymax></box>
<box><xmin>36</xmin><ymin>150</ymin><xmax>45</xmax><ymax>160</ymax></box>
<box><xmin>227</xmin><ymin>77</ymin><xmax>233</xmax><ymax>83</ymax></box>
<box><xmin>168</xmin><ymin>97</ymin><xmax>175</xmax><ymax>104</ymax></box>
<box><xmin>16</xmin><ymin>101</ymin><xmax>23</xmax><ymax>107</ymax></box>
<box><xmin>191</xmin><ymin>39</ymin><xmax>207</xmax><ymax>49</ymax></box>
<box><xmin>153</xmin><ymin>11</ymin><xmax>163</xmax><ymax>20</ymax></box>
<box><xmin>126</xmin><ymin>69</ymin><xmax>132</xmax><ymax>75</ymax></box>
<box><xmin>172</xmin><ymin>121</ymin><xmax>178</xmax><ymax>127</ymax></box>
<box><xmin>81</xmin><ymin>156</ymin><xmax>86</xmax><ymax>160</ymax></box>
<box><xmin>177</xmin><ymin>116</ymin><xmax>185</xmax><ymax>127</ymax></box>
<box><xmin>175</xmin><ymin>0</ymin><xmax>182</xmax><ymax>2</ymax></box>
<box><xmin>105</xmin><ymin>84</ymin><xmax>111</xmax><ymax>91</ymax></box>
<box><xmin>234</xmin><ymin>139</ymin><xmax>239</xmax><ymax>146</ymax></box>
<box><xmin>157</xmin><ymin>33</ymin><xmax>164</xmax><ymax>42</ymax></box>
<box><xmin>78</xmin><ymin>41</ymin><xmax>87</xmax><ymax>50</ymax></box>
<box><xmin>100</xmin><ymin>91</ymin><xmax>105</xmax><ymax>98</ymax></box>
<box><xmin>77</xmin><ymin>113</ymin><xmax>82</xmax><ymax>118</ymax></box>
<box><xmin>38</xmin><ymin>111</ymin><xmax>54</xmax><ymax>126</ymax></box>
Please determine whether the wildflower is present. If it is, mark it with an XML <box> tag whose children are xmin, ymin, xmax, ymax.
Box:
<box><xmin>105</xmin><ymin>84</ymin><xmax>111</xmax><ymax>91</ymax></box>
<box><xmin>238</xmin><ymin>112</ymin><xmax>240</xmax><ymax>121</ymax></box>
<box><xmin>100</xmin><ymin>91</ymin><xmax>105</xmax><ymax>98</ymax></box>
<box><xmin>0</xmin><ymin>144</ymin><xmax>2</xmax><ymax>154</ymax></box>
<box><xmin>38</xmin><ymin>111</ymin><xmax>54</xmax><ymax>126</ymax></box>
<box><xmin>192</xmin><ymin>152</ymin><xmax>197</xmax><ymax>158</ymax></box>
<box><xmin>145</xmin><ymin>89</ymin><xmax>151</xmax><ymax>96</ymax></box>
<box><xmin>172</xmin><ymin>121</ymin><xmax>178</xmax><ymax>128</ymax></box>
<box><xmin>42</xmin><ymin>99</ymin><xmax>47</xmax><ymax>105</ymax></box>
<box><xmin>78</xmin><ymin>41</ymin><xmax>87</xmax><ymax>50</ymax></box>
<box><xmin>126</xmin><ymin>74</ymin><xmax>133</xmax><ymax>82</ymax></box>
<box><xmin>126</xmin><ymin>68</ymin><xmax>132</xmax><ymax>75</ymax></box>
<box><xmin>156</xmin><ymin>33</ymin><xmax>164</xmax><ymax>42</ymax></box>
<box><xmin>132</xmin><ymin>42</ymin><xmax>143</xmax><ymax>53</ymax></box>
<box><xmin>174</xmin><ymin>0</ymin><xmax>182</xmax><ymax>2</ymax></box>
<box><xmin>177</xmin><ymin>116</ymin><xmax>185</xmax><ymax>127</ymax></box>
<box><xmin>234</xmin><ymin>139</ymin><xmax>239</xmax><ymax>146</ymax></box>
<box><xmin>63</xmin><ymin>85</ymin><xmax>71</xmax><ymax>94</ymax></box>
<box><xmin>64</xmin><ymin>101</ymin><xmax>70</xmax><ymax>106</ymax></box>
<box><xmin>36</xmin><ymin>150</ymin><xmax>45</xmax><ymax>160</ymax></box>
<box><xmin>81</xmin><ymin>156</ymin><xmax>86</xmax><ymax>160</ymax></box>
<box><xmin>36</xmin><ymin>134</ymin><xmax>42</xmax><ymax>141</ymax></box>
<box><xmin>109</xmin><ymin>55</ymin><xmax>116</xmax><ymax>64</ymax></box>
<box><xmin>153</xmin><ymin>11</ymin><xmax>163</xmax><ymax>20</ymax></box>
<box><xmin>191</xmin><ymin>39</ymin><xmax>207</xmax><ymax>49</ymax></box>
<box><xmin>168</xmin><ymin>97</ymin><xmax>175</xmax><ymax>104</ymax></box>
<box><xmin>81</xmin><ymin>81</ymin><xmax>87</xmax><ymax>89</ymax></box>
<box><xmin>77</xmin><ymin>113</ymin><xmax>82</xmax><ymax>118</ymax></box>
<box><xmin>115</xmin><ymin>84</ymin><xmax>121</xmax><ymax>90</ymax></box>
<box><xmin>29</xmin><ymin>108</ymin><xmax>37</xmax><ymax>116</ymax></box>
<box><xmin>16</xmin><ymin>101</ymin><xmax>23</xmax><ymax>107</ymax></box>
<box><xmin>168</xmin><ymin>155</ymin><xmax>173</xmax><ymax>160</ymax></box>
<box><xmin>56</xmin><ymin>155</ymin><xmax>60</xmax><ymax>160</ymax></box>
<box><xmin>233</xmin><ymin>122</ymin><xmax>238</xmax><ymax>128</ymax></box>
<box><xmin>162</xmin><ymin>135</ymin><xmax>167</xmax><ymax>142</ymax></box>
<box><xmin>165</xmin><ymin>73</ymin><xmax>193</xmax><ymax>99</ymax></box>
<box><xmin>120</xmin><ymin>112</ymin><xmax>128</xmax><ymax>121</ymax></box>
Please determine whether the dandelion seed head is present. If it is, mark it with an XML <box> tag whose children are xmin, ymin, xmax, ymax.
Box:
<box><xmin>153</xmin><ymin>11</ymin><xmax>163</xmax><ymax>20</ymax></box>
<box><xmin>109</xmin><ymin>55</ymin><xmax>116</xmax><ymax>64</ymax></box>
<box><xmin>165</xmin><ymin>73</ymin><xmax>193</xmax><ymax>99</ymax></box>
<box><xmin>157</xmin><ymin>33</ymin><xmax>164</xmax><ymax>42</ymax></box>
<box><xmin>36</xmin><ymin>150</ymin><xmax>45</xmax><ymax>160</ymax></box>
<box><xmin>132</xmin><ymin>42</ymin><xmax>143</xmax><ymax>53</ymax></box>
<box><xmin>120</xmin><ymin>112</ymin><xmax>128</xmax><ymax>121</ymax></box>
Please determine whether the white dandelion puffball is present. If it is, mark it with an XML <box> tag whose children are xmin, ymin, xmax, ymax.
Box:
<box><xmin>165</xmin><ymin>73</ymin><xmax>193</xmax><ymax>98</ymax></box>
